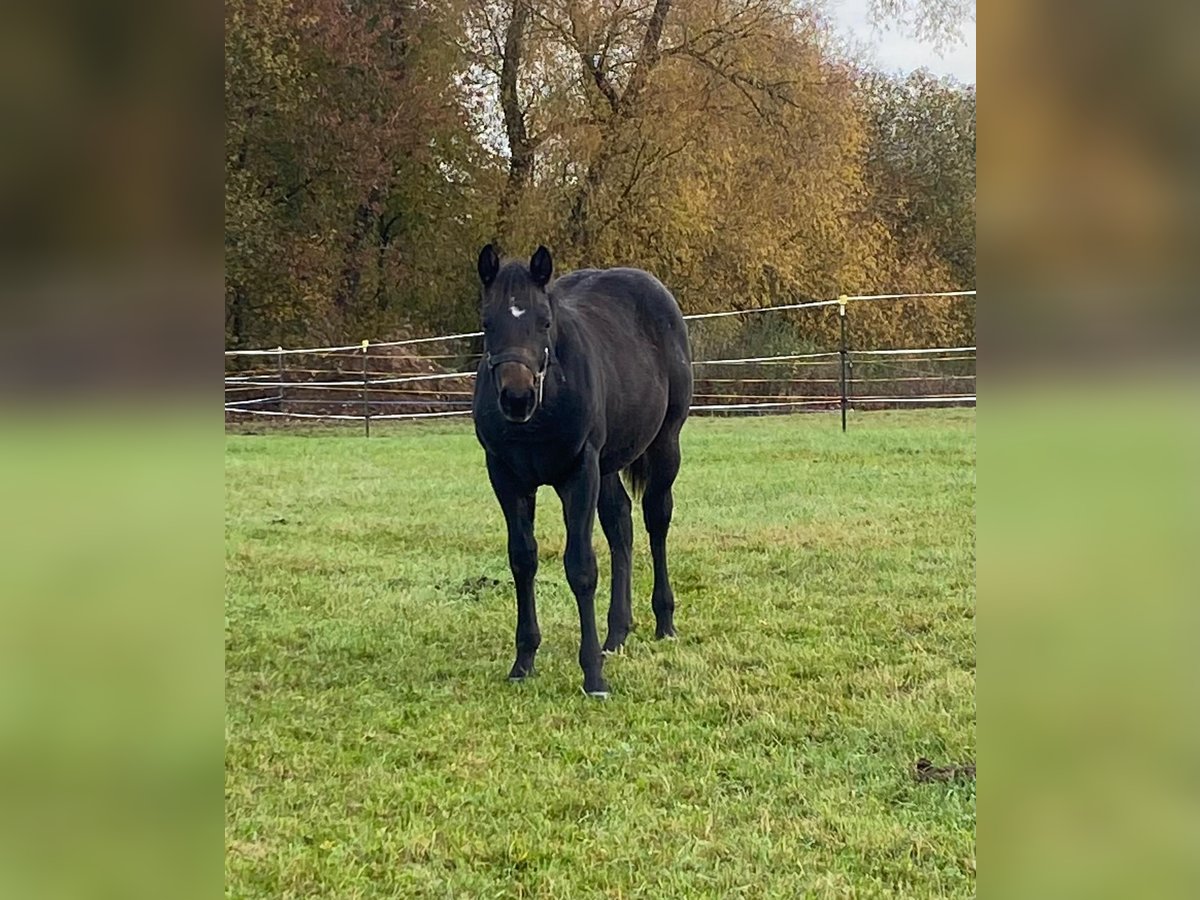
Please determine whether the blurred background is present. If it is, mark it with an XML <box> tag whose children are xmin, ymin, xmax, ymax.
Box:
<box><xmin>3</xmin><ymin>0</ymin><xmax>1200</xmax><ymax>897</ymax></box>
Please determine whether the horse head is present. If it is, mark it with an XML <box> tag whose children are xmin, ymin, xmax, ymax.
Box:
<box><xmin>477</xmin><ymin>244</ymin><xmax>555</xmax><ymax>424</ymax></box>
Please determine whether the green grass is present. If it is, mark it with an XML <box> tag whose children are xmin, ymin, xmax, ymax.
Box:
<box><xmin>225</xmin><ymin>410</ymin><xmax>975</xmax><ymax>898</ymax></box>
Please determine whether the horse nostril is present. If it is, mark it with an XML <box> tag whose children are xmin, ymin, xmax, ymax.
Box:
<box><xmin>499</xmin><ymin>386</ymin><xmax>536</xmax><ymax>420</ymax></box>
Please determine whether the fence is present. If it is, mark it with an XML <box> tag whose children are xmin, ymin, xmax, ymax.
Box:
<box><xmin>224</xmin><ymin>290</ymin><xmax>975</xmax><ymax>433</ymax></box>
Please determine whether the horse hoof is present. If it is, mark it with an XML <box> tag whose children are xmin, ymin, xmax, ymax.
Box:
<box><xmin>654</xmin><ymin>629</ymin><xmax>677</xmax><ymax>641</ymax></box>
<box><xmin>508</xmin><ymin>665</ymin><xmax>535</xmax><ymax>681</ymax></box>
<box><xmin>601</xmin><ymin>643</ymin><xmax>626</xmax><ymax>657</ymax></box>
<box><xmin>582</xmin><ymin>686</ymin><xmax>610</xmax><ymax>700</ymax></box>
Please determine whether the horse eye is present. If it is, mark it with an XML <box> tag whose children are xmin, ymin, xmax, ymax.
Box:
<box><xmin>538</xmin><ymin>318</ymin><xmax>550</xmax><ymax>331</ymax></box>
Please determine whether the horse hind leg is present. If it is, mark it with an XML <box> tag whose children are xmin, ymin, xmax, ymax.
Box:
<box><xmin>598</xmin><ymin>473</ymin><xmax>634</xmax><ymax>654</ymax></box>
<box><xmin>642</xmin><ymin>430</ymin><xmax>682</xmax><ymax>639</ymax></box>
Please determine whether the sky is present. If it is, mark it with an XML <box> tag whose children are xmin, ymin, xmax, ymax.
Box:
<box><xmin>828</xmin><ymin>0</ymin><xmax>976</xmax><ymax>84</ymax></box>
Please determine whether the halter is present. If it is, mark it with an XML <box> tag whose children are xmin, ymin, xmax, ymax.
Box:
<box><xmin>486</xmin><ymin>346</ymin><xmax>552</xmax><ymax>408</ymax></box>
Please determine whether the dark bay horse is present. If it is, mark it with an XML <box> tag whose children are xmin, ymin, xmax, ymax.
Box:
<box><xmin>472</xmin><ymin>244</ymin><xmax>692</xmax><ymax>697</ymax></box>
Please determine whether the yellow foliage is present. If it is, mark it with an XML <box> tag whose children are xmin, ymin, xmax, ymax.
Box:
<box><xmin>226</xmin><ymin>0</ymin><xmax>974</xmax><ymax>351</ymax></box>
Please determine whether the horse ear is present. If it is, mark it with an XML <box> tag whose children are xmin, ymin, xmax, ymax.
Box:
<box><xmin>530</xmin><ymin>245</ymin><xmax>553</xmax><ymax>287</ymax></box>
<box><xmin>478</xmin><ymin>244</ymin><xmax>500</xmax><ymax>287</ymax></box>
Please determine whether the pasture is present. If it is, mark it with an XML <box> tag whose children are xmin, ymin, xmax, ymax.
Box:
<box><xmin>225</xmin><ymin>410</ymin><xmax>976</xmax><ymax>898</ymax></box>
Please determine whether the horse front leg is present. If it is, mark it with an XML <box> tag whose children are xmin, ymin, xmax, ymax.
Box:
<box><xmin>556</xmin><ymin>448</ymin><xmax>607</xmax><ymax>697</ymax></box>
<box><xmin>487</xmin><ymin>455</ymin><xmax>540</xmax><ymax>681</ymax></box>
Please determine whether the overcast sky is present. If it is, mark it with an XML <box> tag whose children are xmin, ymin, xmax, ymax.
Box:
<box><xmin>828</xmin><ymin>0</ymin><xmax>976</xmax><ymax>84</ymax></box>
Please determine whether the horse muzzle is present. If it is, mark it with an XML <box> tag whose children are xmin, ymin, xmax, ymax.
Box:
<box><xmin>498</xmin><ymin>380</ymin><xmax>536</xmax><ymax>423</ymax></box>
<box><xmin>488</xmin><ymin>348</ymin><xmax>549</xmax><ymax>424</ymax></box>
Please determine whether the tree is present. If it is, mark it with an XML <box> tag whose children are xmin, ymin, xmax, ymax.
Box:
<box><xmin>226</xmin><ymin>0</ymin><xmax>976</xmax><ymax>350</ymax></box>
<box><xmin>869</xmin><ymin>0</ymin><xmax>975</xmax><ymax>49</ymax></box>
<box><xmin>226</xmin><ymin>0</ymin><xmax>491</xmax><ymax>348</ymax></box>
<box><xmin>860</xmin><ymin>69</ymin><xmax>976</xmax><ymax>288</ymax></box>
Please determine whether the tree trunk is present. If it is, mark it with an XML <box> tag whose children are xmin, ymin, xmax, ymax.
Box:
<box><xmin>333</xmin><ymin>185</ymin><xmax>382</xmax><ymax>317</ymax></box>
<box><xmin>226</xmin><ymin>284</ymin><xmax>248</xmax><ymax>349</ymax></box>
<box><xmin>566</xmin><ymin>0</ymin><xmax>672</xmax><ymax>256</ymax></box>
<box><xmin>497</xmin><ymin>0</ymin><xmax>533</xmax><ymax>247</ymax></box>
<box><xmin>567</xmin><ymin>142</ymin><xmax>614</xmax><ymax>254</ymax></box>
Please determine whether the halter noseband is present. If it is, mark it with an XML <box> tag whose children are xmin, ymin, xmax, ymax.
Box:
<box><xmin>486</xmin><ymin>346</ymin><xmax>551</xmax><ymax>408</ymax></box>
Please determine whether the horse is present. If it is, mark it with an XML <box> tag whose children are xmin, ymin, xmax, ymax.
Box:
<box><xmin>472</xmin><ymin>244</ymin><xmax>693</xmax><ymax>698</ymax></box>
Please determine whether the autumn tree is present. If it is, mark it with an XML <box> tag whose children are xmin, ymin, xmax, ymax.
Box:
<box><xmin>226</xmin><ymin>0</ymin><xmax>976</xmax><ymax>350</ymax></box>
<box><xmin>869</xmin><ymin>0</ymin><xmax>975</xmax><ymax>48</ymax></box>
<box><xmin>861</xmin><ymin>69</ymin><xmax>975</xmax><ymax>288</ymax></box>
<box><xmin>226</xmin><ymin>0</ymin><xmax>492</xmax><ymax>349</ymax></box>
<box><xmin>468</xmin><ymin>3</ymin><xmax>887</xmax><ymax>308</ymax></box>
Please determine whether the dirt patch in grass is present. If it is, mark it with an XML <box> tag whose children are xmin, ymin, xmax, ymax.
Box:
<box><xmin>914</xmin><ymin>758</ymin><xmax>976</xmax><ymax>782</ymax></box>
<box><xmin>437</xmin><ymin>575</ymin><xmax>504</xmax><ymax>602</ymax></box>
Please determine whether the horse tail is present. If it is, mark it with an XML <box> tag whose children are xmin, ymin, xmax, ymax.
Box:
<box><xmin>621</xmin><ymin>454</ymin><xmax>650</xmax><ymax>500</ymax></box>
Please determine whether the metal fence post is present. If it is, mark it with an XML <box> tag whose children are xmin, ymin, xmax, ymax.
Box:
<box><xmin>275</xmin><ymin>346</ymin><xmax>285</xmax><ymax>413</ymax></box>
<box><xmin>361</xmin><ymin>339</ymin><xmax>370</xmax><ymax>438</ymax></box>
<box><xmin>838</xmin><ymin>294</ymin><xmax>848</xmax><ymax>432</ymax></box>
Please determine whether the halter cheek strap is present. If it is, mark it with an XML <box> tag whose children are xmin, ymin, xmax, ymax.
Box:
<box><xmin>535</xmin><ymin>347</ymin><xmax>548</xmax><ymax>407</ymax></box>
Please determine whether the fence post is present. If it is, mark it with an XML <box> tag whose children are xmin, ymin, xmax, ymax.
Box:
<box><xmin>361</xmin><ymin>339</ymin><xmax>370</xmax><ymax>438</ymax></box>
<box><xmin>275</xmin><ymin>346</ymin><xmax>285</xmax><ymax>413</ymax></box>
<box><xmin>838</xmin><ymin>294</ymin><xmax>848</xmax><ymax>432</ymax></box>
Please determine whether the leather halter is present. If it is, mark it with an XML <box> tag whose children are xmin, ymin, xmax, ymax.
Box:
<box><xmin>486</xmin><ymin>346</ymin><xmax>551</xmax><ymax>408</ymax></box>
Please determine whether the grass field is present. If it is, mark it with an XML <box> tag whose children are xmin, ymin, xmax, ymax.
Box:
<box><xmin>225</xmin><ymin>409</ymin><xmax>976</xmax><ymax>898</ymax></box>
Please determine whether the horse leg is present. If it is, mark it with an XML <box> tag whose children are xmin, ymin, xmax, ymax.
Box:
<box><xmin>598</xmin><ymin>473</ymin><xmax>634</xmax><ymax>654</ymax></box>
<box><xmin>486</xmin><ymin>455</ymin><xmax>540</xmax><ymax>680</ymax></box>
<box><xmin>555</xmin><ymin>447</ymin><xmax>608</xmax><ymax>697</ymax></box>
<box><xmin>643</xmin><ymin>432</ymin><xmax>682</xmax><ymax>639</ymax></box>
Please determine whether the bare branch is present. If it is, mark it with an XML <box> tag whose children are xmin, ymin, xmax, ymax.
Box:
<box><xmin>621</xmin><ymin>0</ymin><xmax>672</xmax><ymax>111</ymax></box>
<box><xmin>527</xmin><ymin>115</ymin><xmax>602</xmax><ymax>151</ymax></box>
<box><xmin>673</xmin><ymin>47</ymin><xmax>771</xmax><ymax>119</ymax></box>
<box><xmin>566</xmin><ymin>6</ymin><xmax>622</xmax><ymax>114</ymax></box>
